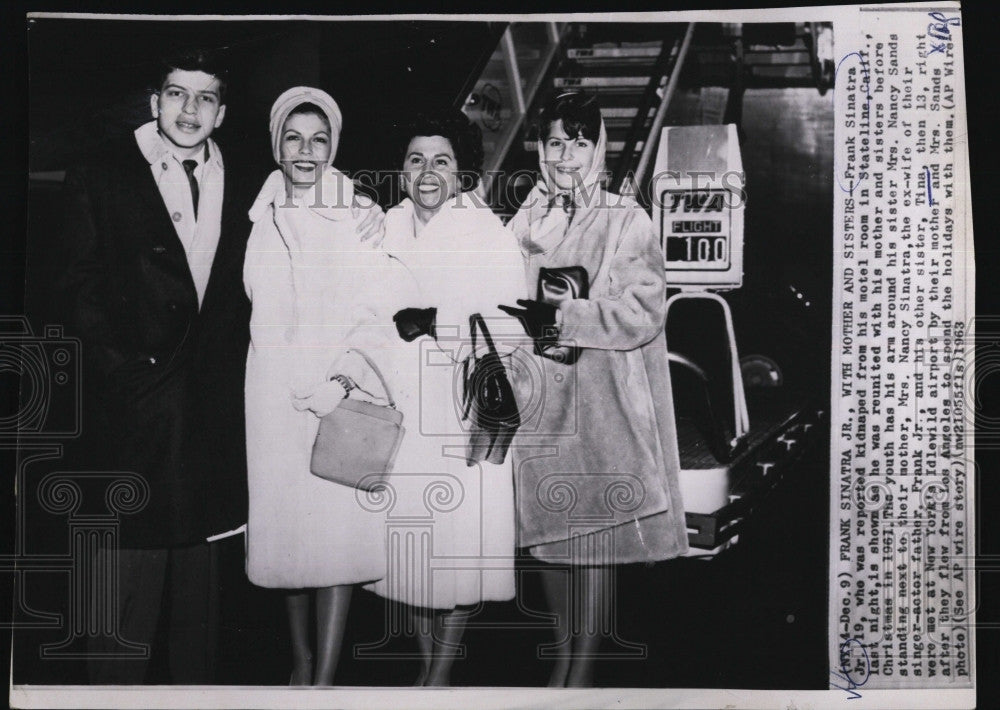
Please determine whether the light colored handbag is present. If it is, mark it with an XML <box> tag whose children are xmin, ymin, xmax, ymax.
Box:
<box><xmin>309</xmin><ymin>349</ymin><xmax>404</xmax><ymax>491</ymax></box>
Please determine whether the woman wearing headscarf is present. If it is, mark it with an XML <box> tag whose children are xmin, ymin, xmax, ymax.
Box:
<box><xmin>362</xmin><ymin>108</ymin><xmax>524</xmax><ymax>686</ymax></box>
<box><xmin>500</xmin><ymin>91</ymin><xmax>689</xmax><ymax>687</ymax></box>
<box><xmin>243</xmin><ymin>87</ymin><xmax>417</xmax><ymax>685</ymax></box>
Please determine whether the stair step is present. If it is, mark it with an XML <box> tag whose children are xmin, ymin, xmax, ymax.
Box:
<box><xmin>745</xmin><ymin>40</ymin><xmax>811</xmax><ymax>53</ymax></box>
<box><xmin>603</xmin><ymin>119</ymin><xmax>654</xmax><ymax>131</ymax></box>
<box><xmin>555</xmin><ymin>66</ymin><xmax>663</xmax><ymax>80</ymax></box>
<box><xmin>601</xmin><ymin>106</ymin><xmax>657</xmax><ymax>119</ymax></box>
<box><xmin>571</xmin><ymin>39</ymin><xmax>665</xmax><ymax>51</ymax></box>
<box><xmin>744</xmin><ymin>51</ymin><xmax>811</xmax><ymax>65</ymax></box>
<box><xmin>600</xmin><ymin>107</ymin><xmax>657</xmax><ymax>129</ymax></box>
<box><xmin>604</xmin><ymin>124</ymin><xmax>652</xmax><ymax>142</ymax></box>
<box><xmin>555</xmin><ymin>76</ymin><xmax>650</xmax><ymax>89</ymax></box>
<box><xmin>567</xmin><ymin>45</ymin><xmax>663</xmax><ymax>63</ymax></box>
<box><xmin>689</xmin><ymin>51</ymin><xmax>812</xmax><ymax>68</ymax></box>
<box><xmin>695</xmin><ymin>41</ymin><xmax>810</xmax><ymax>55</ymax></box>
<box><xmin>752</xmin><ymin>65</ymin><xmax>814</xmax><ymax>78</ymax></box>
<box><xmin>696</xmin><ymin>49</ymin><xmax>812</xmax><ymax>68</ymax></box>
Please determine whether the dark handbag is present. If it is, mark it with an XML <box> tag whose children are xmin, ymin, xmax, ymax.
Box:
<box><xmin>310</xmin><ymin>348</ymin><xmax>405</xmax><ymax>491</ymax></box>
<box><xmin>461</xmin><ymin>314</ymin><xmax>521</xmax><ymax>466</ymax></box>
<box><xmin>536</xmin><ymin>265</ymin><xmax>589</xmax><ymax>365</ymax></box>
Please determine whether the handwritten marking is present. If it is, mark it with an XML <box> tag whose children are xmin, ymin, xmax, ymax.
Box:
<box><xmin>925</xmin><ymin>166</ymin><xmax>934</xmax><ymax>205</ymax></box>
<box><xmin>830</xmin><ymin>638</ymin><xmax>870</xmax><ymax>699</ymax></box>
<box><xmin>926</xmin><ymin>11</ymin><xmax>960</xmax><ymax>56</ymax></box>
<box><xmin>835</xmin><ymin>52</ymin><xmax>872</xmax><ymax>194</ymax></box>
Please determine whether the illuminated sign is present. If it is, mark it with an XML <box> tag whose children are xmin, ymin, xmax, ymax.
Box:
<box><xmin>661</xmin><ymin>189</ymin><xmax>732</xmax><ymax>272</ymax></box>
<box><xmin>651</xmin><ymin>124</ymin><xmax>744</xmax><ymax>289</ymax></box>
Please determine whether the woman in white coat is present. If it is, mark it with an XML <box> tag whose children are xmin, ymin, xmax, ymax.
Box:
<box><xmin>363</xmin><ymin>108</ymin><xmax>525</xmax><ymax>686</ymax></box>
<box><xmin>243</xmin><ymin>87</ymin><xmax>414</xmax><ymax>686</ymax></box>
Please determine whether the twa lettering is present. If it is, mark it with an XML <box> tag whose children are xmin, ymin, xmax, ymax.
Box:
<box><xmin>666</xmin><ymin>191</ymin><xmax>727</xmax><ymax>213</ymax></box>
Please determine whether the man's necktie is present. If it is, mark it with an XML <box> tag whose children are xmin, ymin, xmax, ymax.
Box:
<box><xmin>181</xmin><ymin>160</ymin><xmax>200</xmax><ymax>219</ymax></box>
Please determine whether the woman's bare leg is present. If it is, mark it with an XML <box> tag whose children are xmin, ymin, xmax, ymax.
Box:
<box><xmin>424</xmin><ymin>608</ymin><xmax>468</xmax><ymax>687</ymax></box>
<box><xmin>286</xmin><ymin>591</ymin><xmax>313</xmax><ymax>685</ymax></box>
<box><xmin>413</xmin><ymin>607</ymin><xmax>433</xmax><ymax>685</ymax></box>
<box><xmin>565</xmin><ymin>565</ymin><xmax>612</xmax><ymax>688</ymax></box>
<box><xmin>539</xmin><ymin>567</ymin><xmax>572</xmax><ymax>687</ymax></box>
<box><xmin>313</xmin><ymin>585</ymin><xmax>353</xmax><ymax>686</ymax></box>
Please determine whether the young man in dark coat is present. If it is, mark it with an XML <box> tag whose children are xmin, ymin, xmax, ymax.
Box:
<box><xmin>58</xmin><ymin>50</ymin><xmax>383</xmax><ymax>683</ymax></box>
<box><xmin>57</xmin><ymin>50</ymin><xmax>252</xmax><ymax>685</ymax></box>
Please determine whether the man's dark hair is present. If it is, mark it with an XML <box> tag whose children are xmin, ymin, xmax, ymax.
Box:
<box><xmin>536</xmin><ymin>91</ymin><xmax>602</xmax><ymax>143</ymax></box>
<box><xmin>155</xmin><ymin>50</ymin><xmax>229</xmax><ymax>103</ymax></box>
<box><xmin>397</xmin><ymin>108</ymin><xmax>484</xmax><ymax>189</ymax></box>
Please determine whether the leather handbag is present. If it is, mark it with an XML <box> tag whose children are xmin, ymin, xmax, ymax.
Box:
<box><xmin>461</xmin><ymin>313</ymin><xmax>520</xmax><ymax>466</ymax></box>
<box><xmin>310</xmin><ymin>349</ymin><xmax>405</xmax><ymax>491</ymax></box>
<box><xmin>536</xmin><ymin>265</ymin><xmax>589</xmax><ymax>365</ymax></box>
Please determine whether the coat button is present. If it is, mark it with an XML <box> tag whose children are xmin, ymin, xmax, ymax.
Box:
<box><xmin>148</xmin><ymin>357</ymin><xmax>157</xmax><ymax>365</ymax></box>
<box><xmin>161</xmin><ymin>162</ymin><xmax>168</xmax><ymax>171</ymax></box>
<box><xmin>172</xmin><ymin>212</ymin><xmax>182</xmax><ymax>222</ymax></box>
<box><xmin>169</xmin><ymin>303</ymin><xmax>178</xmax><ymax>311</ymax></box>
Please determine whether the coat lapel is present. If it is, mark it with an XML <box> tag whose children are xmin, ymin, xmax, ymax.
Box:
<box><xmin>124</xmin><ymin>143</ymin><xmax>200</xmax><ymax>308</ymax></box>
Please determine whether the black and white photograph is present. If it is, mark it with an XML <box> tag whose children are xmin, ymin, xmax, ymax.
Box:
<box><xmin>2</xmin><ymin>4</ymin><xmax>982</xmax><ymax>709</ymax></box>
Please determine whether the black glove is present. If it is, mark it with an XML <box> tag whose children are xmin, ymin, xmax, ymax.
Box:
<box><xmin>393</xmin><ymin>307</ymin><xmax>437</xmax><ymax>342</ymax></box>
<box><xmin>498</xmin><ymin>299</ymin><xmax>558</xmax><ymax>342</ymax></box>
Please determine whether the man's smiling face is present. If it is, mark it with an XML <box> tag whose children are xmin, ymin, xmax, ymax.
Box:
<box><xmin>151</xmin><ymin>69</ymin><xmax>226</xmax><ymax>157</ymax></box>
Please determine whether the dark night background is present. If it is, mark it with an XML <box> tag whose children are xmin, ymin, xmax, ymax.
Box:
<box><xmin>23</xmin><ymin>17</ymin><xmax>836</xmax><ymax>389</ymax></box>
<box><xmin>1</xmin><ymin>1</ymin><xmax>996</xmax><ymax>704</ymax></box>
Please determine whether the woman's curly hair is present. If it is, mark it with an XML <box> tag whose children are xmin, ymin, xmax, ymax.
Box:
<box><xmin>397</xmin><ymin>108</ymin><xmax>485</xmax><ymax>191</ymax></box>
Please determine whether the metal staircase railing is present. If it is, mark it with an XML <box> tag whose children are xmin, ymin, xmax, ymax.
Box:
<box><xmin>611</xmin><ymin>23</ymin><xmax>696</xmax><ymax>196</ymax></box>
<box><xmin>632</xmin><ymin>23</ymin><xmax>697</xmax><ymax>199</ymax></box>
<box><xmin>461</xmin><ymin>22</ymin><xmax>569</xmax><ymax>196</ymax></box>
<box><xmin>460</xmin><ymin>21</ymin><xmax>832</xmax><ymax>216</ymax></box>
<box><xmin>609</xmin><ymin>35</ymin><xmax>680</xmax><ymax>194</ymax></box>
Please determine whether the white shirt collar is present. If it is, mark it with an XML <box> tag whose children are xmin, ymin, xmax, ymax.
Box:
<box><xmin>134</xmin><ymin>120</ymin><xmax>224</xmax><ymax>171</ymax></box>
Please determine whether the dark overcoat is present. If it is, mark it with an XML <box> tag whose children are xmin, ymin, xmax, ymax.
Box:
<box><xmin>57</xmin><ymin>137</ymin><xmax>252</xmax><ymax>548</ymax></box>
